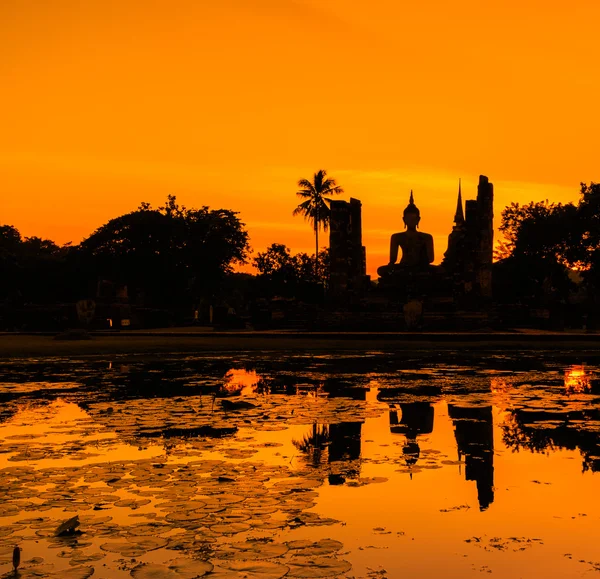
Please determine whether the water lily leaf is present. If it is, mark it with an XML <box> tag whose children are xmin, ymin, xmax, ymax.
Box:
<box><xmin>168</xmin><ymin>558</ymin><xmax>213</xmax><ymax>578</ymax></box>
<box><xmin>218</xmin><ymin>541</ymin><xmax>289</xmax><ymax>560</ymax></box>
<box><xmin>209</xmin><ymin>561</ymin><xmax>289</xmax><ymax>579</ymax></box>
<box><xmin>101</xmin><ymin>535</ymin><xmax>168</xmax><ymax>556</ymax></box>
<box><xmin>286</xmin><ymin>539</ymin><xmax>343</xmax><ymax>557</ymax></box>
<box><xmin>61</xmin><ymin>566</ymin><xmax>96</xmax><ymax>579</ymax></box>
<box><xmin>165</xmin><ymin>511</ymin><xmax>208</xmax><ymax>524</ymax></box>
<box><xmin>287</xmin><ymin>557</ymin><xmax>352</xmax><ymax>578</ymax></box>
<box><xmin>131</xmin><ymin>564</ymin><xmax>179</xmax><ymax>579</ymax></box>
<box><xmin>114</xmin><ymin>498</ymin><xmax>151</xmax><ymax>508</ymax></box>
<box><xmin>8</xmin><ymin>564</ymin><xmax>55</xmax><ymax>578</ymax></box>
<box><xmin>210</xmin><ymin>522</ymin><xmax>251</xmax><ymax>535</ymax></box>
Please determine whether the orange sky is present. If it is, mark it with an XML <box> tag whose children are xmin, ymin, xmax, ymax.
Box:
<box><xmin>1</xmin><ymin>0</ymin><xmax>598</xmax><ymax>276</ymax></box>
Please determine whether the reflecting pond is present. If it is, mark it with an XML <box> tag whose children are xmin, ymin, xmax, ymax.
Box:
<box><xmin>1</xmin><ymin>353</ymin><xmax>600</xmax><ymax>578</ymax></box>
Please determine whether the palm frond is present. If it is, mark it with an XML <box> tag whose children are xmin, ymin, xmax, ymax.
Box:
<box><xmin>313</xmin><ymin>170</ymin><xmax>326</xmax><ymax>192</ymax></box>
<box><xmin>297</xmin><ymin>179</ymin><xmax>316</xmax><ymax>192</ymax></box>
<box><xmin>292</xmin><ymin>199</ymin><xmax>314</xmax><ymax>218</ymax></box>
<box><xmin>322</xmin><ymin>183</ymin><xmax>344</xmax><ymax>196</ymax></box>
<box><xmin>293</xmin><ymin>170</ymin><xmax>344</xmax><ymax>259</ymax></box>
<box><xmin>296</xmin><ymin>189</ymin><xmax>313</xmax><ymax>199</ymax></box>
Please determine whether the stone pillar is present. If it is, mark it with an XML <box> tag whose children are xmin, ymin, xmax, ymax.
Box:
<box><xmin>476</xmin><ymin>176</ymin><xmax>494</xmax><ymax>300</ymax></box>
<box><xmin>329</xmin><ymin>198</ymin><xmax>366</xmax><ymax>298</ymax></box>
<box><xmin>329</xmin><ymin>200</ymin><xmax>350</xmax><ymax>296</ymax></box>
<box><xmin>462</xmin><ymin>200</ymin><xmax>479</xmax><ymax>298</ymax></box>
<box><xmin>349</xmin><ymin>198</ymin><xmax>367</xmax><ymax>280</ymax></box>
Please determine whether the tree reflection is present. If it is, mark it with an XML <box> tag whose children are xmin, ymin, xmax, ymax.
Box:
<box><xmin>500</xmin><ymin>413</ymin><xmax>556</xmax><ymax>453</ymax></box>
<box><xmin>501</xmin><ymin>409</ymin><xmax>600</xmax><ymax>473</ymax></box>
<box><xmin>293</xmin><ymin>423</ymin><xmax>330</xmax><ymax>467</ymax></box>
<box><xmin>292</xmin><ymin>421</ymin><xmax>362</xmax><ymax>482</ymax></box>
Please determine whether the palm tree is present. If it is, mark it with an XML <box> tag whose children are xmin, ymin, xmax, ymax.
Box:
<box><xmin>293</xmin><ymin>169</ymin><xmax>344</xmax><ymax>278</ymax></box>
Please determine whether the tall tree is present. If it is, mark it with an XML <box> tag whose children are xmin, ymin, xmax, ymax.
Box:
<box><xmin>292</xmin><ymin>170</ymin><xmax>343</xmax><ymax>277</ymax></box>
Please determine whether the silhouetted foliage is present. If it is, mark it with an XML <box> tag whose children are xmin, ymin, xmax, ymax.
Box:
<box><xmin>253</xmin><ymin>243</ymin><xmax>329</xmax><ymax>298</ymax></box>
<box><xmin>495</xmin><ymin>200</ymin><xmax>578</xmax><ymax>304</ymax></box>
<box><xmin>293</xmin><ymin>170</ymin><xmax>343</xmax><ymax>277</ymax></box>
<box><xmin>0</xmin><ymin>225</ymin><xmax>22</xmax><ymax>256</ymax></box>
<box><xmin>495</xmin><ymin>183</ymin><xmax>600</xmax><ymax>311</ymax></box>
<box><xmin>78</xmin><ymin>195</ymin><xmax>249</xmax><ymax>306</ymax></box>
<box><xmin>576</xmin><ymin>182</ymin><xmax>600</xmax><ymax>289</ymax></box>
<box><xmin>0</xmin><ymin>225</ymin><xmax>69</xmax><ymax>306</ymax></box>
<box><xmin>0</xmin><ymin>226</ymin><xmax>22</xmax><ymax>302</ymax></box>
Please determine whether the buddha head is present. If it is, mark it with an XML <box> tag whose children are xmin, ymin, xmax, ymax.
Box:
<box><xmin>403</xmin><ymin>190</ymin><xmax>421</xmax><ymax>229</ymax></box>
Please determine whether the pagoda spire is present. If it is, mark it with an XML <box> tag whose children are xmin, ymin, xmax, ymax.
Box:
<box><xmin>454</xmin><ymin>179</ymin><xmax>464</xmax><ymax>225</ymax></box>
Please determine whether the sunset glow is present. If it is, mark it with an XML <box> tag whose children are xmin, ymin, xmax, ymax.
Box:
<box><xmin>2</xmin><ymin>0</ymin><xmax>598</xmax><ymax>275</ymax></box>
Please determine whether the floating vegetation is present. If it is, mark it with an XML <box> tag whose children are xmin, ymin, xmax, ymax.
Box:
<box><xmin>2</xmin><ymin>354</ymin><xmax>600</xmax><ymax>578</ymax></box>
<box><xmin>131</xmin><ymin>558</ymin><xmax>213</xmax><ymax>579</ymax></box>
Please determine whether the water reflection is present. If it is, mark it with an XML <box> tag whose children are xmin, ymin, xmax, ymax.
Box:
<box><xmin>293</xmin><ymin>423</ymin><xmax>330</xmax><ymax>467</ymax></box>
<box><xmin>389</xmin><ymin>402</ymin><xmax>434</xmax><ymax>472</ymax></box>
<box><xmin>222</xmin><ymin>368</ymin><xmax>261</xmax><ymax>395</ymax></box>
<box><xmin>4</xmin><ymin>358</ymin><xmax>600</xmax><ymax>578</ymax></box>
<box><xmin>564</xmin><ymin>365</ymin><xmax>592</xmax><ymax>393</ymax></box>
<box><xmin>292</xmin><ymin>422</ymin><xmax>363</xmax><ymax>484</ymax></box>
<box><xmin>449</xmin><ymin>405</ymin><xmax>494</xmax><ymax>510</ymax></box>
<box><xmin>501</xmin><ymin>407</ymin><xmax>600</xmax><ymax>473</ymax></box>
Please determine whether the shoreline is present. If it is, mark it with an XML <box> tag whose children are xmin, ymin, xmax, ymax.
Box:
<box><xmin>1</xmin><ymin>330</ymin><xmax>600</xmax><ymax>358</ymax></box>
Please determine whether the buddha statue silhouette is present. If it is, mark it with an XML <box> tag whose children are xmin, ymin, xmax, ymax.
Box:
<box><xmin>377</xmin><ymin>191</ymin><xmax>434</xmax><ymax>277</ymax></box>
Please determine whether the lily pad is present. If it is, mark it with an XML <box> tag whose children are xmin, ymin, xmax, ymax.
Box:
<box><xmin>210</xmin><ymin>522</ymin><xmax>251</xmax><ymax>535</ymax></box>
<box><xmin>287</xmin><ymin>557</ymin><xmax>352</xmax><ymax>578</ymax></box>
<box><xmin>209</xmin><ymin>561</ymin><xmax>289</xmax><ymax>579</ymax></box>
<box><xmin>101</xmin><ymin>535</ymin><xmax>168</xmax><ymax>556</ymax></box>
<box><xmin>61</xmin><ymin>567</ymin><xmax>96</xmax><ymax>579</ymax></box>
<box><xmin>218</xmin><ymin>541</ymin><xmax>289</xmax><ymax>560</ymax></box>
<box><xmin>131</xmin><ymin>564</ymin><xmax>179</xmax><ymax>579</ymax></box>
<box><xmin>167</xmin><ymin>558</ymin><xmax>214</xmax><ymax>578</ymax></box>
<box><xmin>286</xmin><ymin>539</ymin><xmax>343</xmax><ymax>557</ymax></box>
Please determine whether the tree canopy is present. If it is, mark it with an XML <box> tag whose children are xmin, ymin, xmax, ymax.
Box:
<box><xmin>495</xmin><ymin>182</ymin><xmax>600</xmax><ymax>304</ymax></box>
<box><xmin>0</xmin><ymin>225</ymin><xmax>66</xmax><ymax>304</ymax></box>
<box><xmin>254</xmin><ymin>243</ymin><xmax>329</xmax><ymax>299</ymax></box>
<box><xmin>79</xmin><ymin>195</ymin><xmax>250</xmax><ymax>304</ymax></box>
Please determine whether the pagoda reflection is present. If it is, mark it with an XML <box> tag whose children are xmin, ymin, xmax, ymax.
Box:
<box><xmin>448</xmin><ymin>404</ymin><xmax>494</xmax><ymax>511</ymax></box>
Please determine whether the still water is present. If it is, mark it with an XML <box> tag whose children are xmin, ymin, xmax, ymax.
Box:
<box><xmin>1</xmin><ymin>353</ymin><xmax>600</xmax><ymax>578</ymax></box>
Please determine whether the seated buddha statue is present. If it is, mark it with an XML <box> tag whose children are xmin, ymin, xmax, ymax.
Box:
<box><xmin>377</xmin><ymin>192</ymin><xmax>434</xmax><ymax>278</ymax></box>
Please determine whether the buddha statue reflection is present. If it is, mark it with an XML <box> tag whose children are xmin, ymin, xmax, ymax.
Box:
<box><xmin>377</xmin><ymin>191</ymin><xmax>434</xmax><ymax>277</ymax></box>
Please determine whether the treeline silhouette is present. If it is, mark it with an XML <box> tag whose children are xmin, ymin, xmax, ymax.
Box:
<box><xmin>3</xmin><ymin>182</ymin><xmax>600</xmax><ymax>331</ymax></box>
<box><xmin>493</xmin><ymin>182</ymin><xmax>600</xmax><ymax>328</ymax></box>
<box><xmin>0</xmin><ymin>195</ymin><xmax>327</xmax><ymax>330</ymax></box>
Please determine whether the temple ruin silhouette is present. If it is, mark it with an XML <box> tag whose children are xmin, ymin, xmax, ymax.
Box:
<box><xmin>328</xmin><ymin>175</ymin><xmax>495</xmax><ymax>329</ymax></box>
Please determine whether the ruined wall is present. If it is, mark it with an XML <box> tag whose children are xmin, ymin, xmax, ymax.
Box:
<box><xmin>443</xmin><ymin>176</ymin><xmax>494</xmax><ymax>305</ymax></box>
